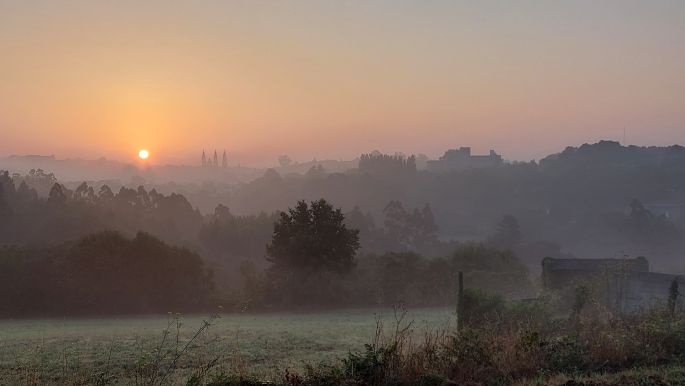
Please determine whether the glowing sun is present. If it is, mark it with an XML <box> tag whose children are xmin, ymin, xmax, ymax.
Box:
<box><xmin>138</xmin><ymin>149</ymin><xmax>150</xmax><ymax>160</ymax></box>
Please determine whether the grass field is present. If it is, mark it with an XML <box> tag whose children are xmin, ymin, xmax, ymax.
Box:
<box><xmin>0</xmin><ymin>308</ymin><xmax>455</xmax><ymax>384</ymax></box>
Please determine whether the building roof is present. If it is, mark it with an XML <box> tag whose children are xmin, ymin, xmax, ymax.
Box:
<box><xmin>542</xmin><ymin>257</ymin><xmax>649</xmax><ymax>273</ymax></box>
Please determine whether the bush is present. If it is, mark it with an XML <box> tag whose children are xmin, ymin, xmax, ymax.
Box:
<box><xmin>461</xmin><ymin>288</ymin><xmax>506</xmax><ymax>327</ymax></box>
<box><xmin>0</xmin><ymin>231</ymin><xmax>215</xmax><ymax>316</ymax></box>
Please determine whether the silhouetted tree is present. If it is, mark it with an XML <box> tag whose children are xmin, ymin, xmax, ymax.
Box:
<box><xmin>0</xmin><ymin>184</ymin><xmax>11</xmax><ymax>217</ymax></box>
<box><xmin>98</xmin><ymin>184</ymin><xmax>114</xmax><ymax>203</ymax></box>
<box><xmin>488</xmin><ymin>215</ymin><xmax>522</xmax><ymax>250</ymax></box>
<box><xmin>305</xmin><ymin>164</ymin><xmax>326</xmax><ymax>179</ymax></box>
<box><xmin>383</xmin><ymin>200</ymin><xmax>410</xmax><ymax>247</ymax></box>
<box><xmin>0</xmin><ymin>231</ymin><xmax>214</xmax><ymax>316</ymax></box>
<box><xmin>623</xmin><ymin>199</ymin><xmax>681</xmax><ymax>249</ymax></box>
<box><xmin>15</xmin><ymin>181</ymin><xmax>38</xmax><ymax>205</ymax></box>
<box><xmin>47</xmin><ymin>183</ymin><xmax>68</xmax><ymax>206</ymax></box>
<box><xmin>199</xmin><ymin>204</ymin><xmax>276</xmax><ymax>268</ymax></box>
<box><xmin>383</xmin><ymin>201</ymin><xmax>439</xmax><ymax>251</ymax></box>
<box><xmin>451</xmin><ymin>242</ymin><xmax>531</xmax><ymax>297</ymax></box>
<box><xmin>359</xmin><ymin>152</ymin><xmax>417</xmax><ymax>175</ymax></box>
<box><xmin>278</xmin><ymin>155</ymin><xmax>293</xmax><ymax>168</ymax></box>
<box><xmin>267</xmin><ymin>199</ymin><xmax>360</xmax><ymax>275</ymax></box>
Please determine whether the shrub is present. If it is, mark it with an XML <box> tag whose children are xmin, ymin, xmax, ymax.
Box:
<box><xmin>461</xmin><ymin>288</ymin><xmax>506</xmax><ymax>327</ymax></box>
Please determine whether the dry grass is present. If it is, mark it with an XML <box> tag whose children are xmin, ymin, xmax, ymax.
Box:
<box><xmin>247</xmin><ymin>300</ymin><xmax>685</xmax><ymax>386</ymax></box>
<box><xmin>5</xmin><ymin>300</ymin><xmax>685</xmax><ymax>385</ymax></box>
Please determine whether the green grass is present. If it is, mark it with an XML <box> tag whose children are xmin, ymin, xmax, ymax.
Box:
<box><xmin>0</xmin><ymin>308</ymin><xmax>455</xmax><ymax>384</ymax></box>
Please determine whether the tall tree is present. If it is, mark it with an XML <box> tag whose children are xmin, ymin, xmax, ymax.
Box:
<box><xmin>488</xmin><ymin>215</ymin><xmax>522</xmax><ymax>250</ymax></box>
<box><xmin>267</xmin><ymin>199</ymin><xmax>360</xmax><ymax>274</ymax></box>
<box><xmin>47</xmin><ymin>183</ymin><xmax>68</xmax><ymax>206</ymax></box>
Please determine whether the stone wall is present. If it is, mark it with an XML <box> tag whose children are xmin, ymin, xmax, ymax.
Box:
<box><xmin>610</xmin><ymin>271</ymin><xmax>684</xmax><ymax>313</ymax></box>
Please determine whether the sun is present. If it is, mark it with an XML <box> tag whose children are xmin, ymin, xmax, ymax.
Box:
<box><xmin>138</xmin><ymin>149</ymin><xmax>150</xmax><ymax>160</ymax></box>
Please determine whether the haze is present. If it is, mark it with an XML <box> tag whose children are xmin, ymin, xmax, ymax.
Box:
<box><xmin>1</xmin><ymin>0</ymin><xmax>684</xmax><ymax>165</ymax></box>
<box><xmin>5</xmin><ymin>2</ymin><xmax>685</xmax><ymax>383</ymax></box>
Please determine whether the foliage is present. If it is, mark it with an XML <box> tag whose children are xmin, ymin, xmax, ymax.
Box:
<box><xmin>238</xmin><ymin>242</ymin><xmax>533</xmax><ymax>311</ymax></box>
<box><xmin>1</xmin><ymin>170</ymin><xmax>534</xmax><ymax>312</ymax></box>
<box><xmin>278</xmin><ymin>155</ymin><xmax>293</xmax><ymax>168</ymax></box>
<box><xmin>219</xmin><ymin>141</ymin><xmax>685</xmax><ymax>269</ymax></box>
<box><xmin>273</xmin><ymin>304</ymin><xmax>685</xmax><ymax>385</ymax></box>
<box><xmin>451</xmin><ymin>243</ymin><xmax>532</xmax><ymax>298</ymax></box>
<box><xmin>358</xmin><ymin>153</ymin><xmax>417</xmax><ymax>175</ymax></box>
<box><xmin>198</xmin><ymin>205</ymin><xmax>277</xmax><ymax>293</ymax></box>
<box><xmin>620</xmin><ymin>199</ymin><xmax>682</xmax><ymax>251</ymax></box>
<box><xmin>460</xmin><ymin>289</ymin><xmax>506</xmax><ymax>326</ymax></box>
<box><xmin>488</xmin><ymin>214</ymin><xmax>522</xmax><ymax>250</ymax></box>
<box><xmin>6</xmin><ymin>305</ymin><xmax>685</xmax><ymax>385</ymax></box>
<box><xmin>570</xmin><ymin>285</ymin><xmax>591</xmax><ymax>321</ymax></box>
<box><xmin>0</xmin><ymin>171</ymin><xmax>203</xmax><ymax>246</ymax></box>
<box><xmin>382</xmin><ymin>201</ymin><xmax>438</xmax><ymax>251</ymax></box>
<box><xmin>267</xmin><ymin>199</ymin><xmax>360</xmax><ymax>275</ymax></box>
<box><xmin>0</xmin><ymin>231</ymin><xmax>215</xmax><ymax>316</ymax></box>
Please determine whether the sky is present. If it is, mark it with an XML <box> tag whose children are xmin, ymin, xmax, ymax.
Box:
<box><xmin>1</xmin><ymin>1</ymin><xmax>684</xmax><ymax>166</ymax></box>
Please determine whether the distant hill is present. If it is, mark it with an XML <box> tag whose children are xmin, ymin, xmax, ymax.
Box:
<box><xmin>540</xmin><ymin>141</ymin><xmax>685</xmax><ymax>170</ymax></box>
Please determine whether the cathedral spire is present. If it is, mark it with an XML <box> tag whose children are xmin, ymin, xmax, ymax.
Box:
<box><xmin>202</xmin><ymin>150</ymin><xmax>206</xmax><ymax>167</ymax></box>
<box><xmin>222</xmin><ymin>150</ymin><xmax>228</xmax><ymax>168</ymax></box>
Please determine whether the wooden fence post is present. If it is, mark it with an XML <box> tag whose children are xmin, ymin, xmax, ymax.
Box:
<box><xmin>457</xmin><ymin>271</ymin><xmax>464</xmax><ymax>331</ymax></box>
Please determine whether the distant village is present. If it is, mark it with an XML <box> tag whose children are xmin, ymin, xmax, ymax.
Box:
<box><xmin>196</xmin><ymin>146</ymin><xmax>504</xmax><ymax>173</ymax></box>
<box><xmin>0</xmin><ymin>146</ymin><xmax>509</xmax><ymax>188</ymax></box>
<box><xmin>426</xmin><ymin>147</ymin><xmax>503</xmax><ymax>172</ymax></box>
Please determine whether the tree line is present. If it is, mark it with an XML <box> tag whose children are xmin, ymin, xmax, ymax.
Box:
<box><xmin>6</xmin><ymin>140</ymin><xmax>684</xmax><ymax>316</ymax></box>
<box><xmin>0</xmin><ymin>231</ymin><xmax>213</xmax><ymax>317</ymax></box>
<box><xmin>0</xmin><ymin>170</ymin><xmax>535</xmax><ymax>315</ymax></box>
<box><xmin>211</xmin><ymin>141</ymin><xmax>685</xmax><ymax>270</ymax></box>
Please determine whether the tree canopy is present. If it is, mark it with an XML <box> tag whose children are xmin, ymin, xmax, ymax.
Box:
<box><xmin>0</xmin><ymin>231</ymin><xmax>214</xmax><ymax>316</ymax></box>
<box><xmin>267</xmin><ymin>199</ymin><xmax>360</xmax><ymax>274</ymax></box>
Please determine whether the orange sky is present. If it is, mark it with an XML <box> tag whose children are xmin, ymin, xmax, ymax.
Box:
<box><xmin>1</xmin><ymin>1</ymin><xmax>684</xmax><ymax>166</ymax></box>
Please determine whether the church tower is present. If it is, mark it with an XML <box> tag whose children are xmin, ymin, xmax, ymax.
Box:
<box><xmin>213</xmin><ymin>150</ymin><xmax>218</xmax><ymax>168</ymax></box>
<box><xmin>202</xmin><ymin>150</ymin><xmax>207</xmax><ymax>167</ymax></box>
<box><xmin>222</xmin><ymin>150</ymin><xmax>228</xmax><ymax>168</ymax></box>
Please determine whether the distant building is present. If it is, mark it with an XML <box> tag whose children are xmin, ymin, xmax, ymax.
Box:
<box><xmin>427</xmin><ymin>147</ymin><xmax>503</xmax><ymax>172</ymax></box>
<box><xmin>541</xmin><ymin>256</ymin><xmax>685</xmax><ymax>313</ymax></box>
<box><xmin>542</xmin><ymin>257</ymin><xmax>649</xmax><ymax>291</ymax></box>
<box><xmin>201</xmin><ymin>150</ymin><xmax>228</xmax><ymax>168</ymax></box>
<box><xmin>643</xmin><ymin>203</ymin><xmax>685</xmax><ymax>221</ymax></box>
<box><xmin>610</xmin><ymin>271</ymin><xmax>685</xmax><ymax>313</ymax></box>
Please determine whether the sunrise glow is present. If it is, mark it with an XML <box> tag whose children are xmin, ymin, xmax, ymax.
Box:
<box><xmin>138</xmin><ymin>149</ymin><xmax>149</xmax><ymax>160</ymax></box>
<box><xmin>1</xmin><ymin>2</ymin><xmax>683</xmax><ymax>165</ymax></box>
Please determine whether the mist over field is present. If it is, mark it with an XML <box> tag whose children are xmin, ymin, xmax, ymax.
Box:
<box><xmin>3</xmin><ymin>1</ymin><xmax>685</xmax><ymax>384</ymax></box>
<box><xmin>4</xmin><ymin>141</ymin><xmax>685</xmax><ymax>384</ymax></box>
<box><xmin>4</xmin><ymin>141</ymin><xmax>685</xmax><ymax>275</ymax></box>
